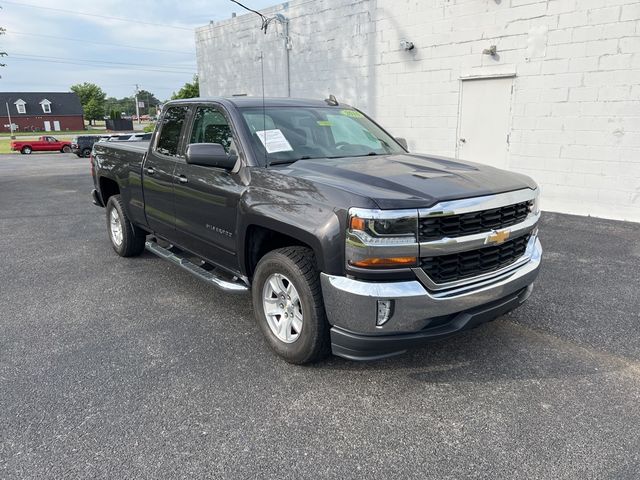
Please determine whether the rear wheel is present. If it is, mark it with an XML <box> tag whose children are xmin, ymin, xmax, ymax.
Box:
<box><xmin>21</xmin><ymin>146</ymin><xmax>32</xmax><ymax>155</ymax></box>
<box><xmin>61</xmin><ymin>145</ymin><xmax>71</xmax><ymax>153</ymax></box>
<box><xmin>252</xmin><ymin>247</ymin><xmax>330</xmax><ymax>364</ymax></box>
<box><xmin>105</xmin><ymin>195</ymin><xmax>146</xmax><ymax>257</ymax></box>
<box><xmin>82</xmin><ymin>148</ymin><xmax>92</xmax><ymax>158</ymax></box>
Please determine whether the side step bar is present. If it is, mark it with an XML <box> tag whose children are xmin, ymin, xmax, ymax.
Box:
<box><xmin>145</xmin><ymin>241</ymin><xmax>249</xmax><ymax>294</ymax></box>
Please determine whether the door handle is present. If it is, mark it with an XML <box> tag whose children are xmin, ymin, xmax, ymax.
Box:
<box><xmin>145</xmin><ymin>167</ymin><xmax>155</xmax><ymax>175</ymax></box>
<box><xmin>177</xmin><ymin>175</ymin><xmax>188</xmax><ymax>184</ymax></box>
<box><xmin>459</xmin><ymin>138</ymin><xmax>466</xmax><ymax>143</ymax></box>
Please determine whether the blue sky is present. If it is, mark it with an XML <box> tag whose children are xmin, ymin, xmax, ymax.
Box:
<box><xmin>1</xmin><ymin>0</ymin><xmax>277</xmax><ymax>100</ymax></box>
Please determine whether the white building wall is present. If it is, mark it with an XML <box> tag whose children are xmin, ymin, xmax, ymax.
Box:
<box><xmin>196</xmin><ymin>0</ymin><xmax>640</xmax><ymax>222</ymax></box>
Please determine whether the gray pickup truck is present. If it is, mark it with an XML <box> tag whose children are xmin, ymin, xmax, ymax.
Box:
<box><xmin>91</xmin><ymin>97</ymin><xmax>542</xmax><ymax>364</ymax></box>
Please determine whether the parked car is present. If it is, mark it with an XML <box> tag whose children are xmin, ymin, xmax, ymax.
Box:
<box><xmin>71</xmin><ymin>135</ymin><xmax>103</xmax><ymax>158</ymax></box>
<box><xmin>11</xmin><ymin>136</ymin><xmax>72</xmax><ymax>154</ymax></box>
<box><xmin>90</xmin><ymin>97</ymin><xmax>542</xmax><ymax>364</ymax></box>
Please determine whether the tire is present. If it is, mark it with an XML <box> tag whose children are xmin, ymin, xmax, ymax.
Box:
<box><xmin>62</xmin><ymin>145</ymin><xmax>71</xmax><ymax>153</ymax></box>
<box><xmin>21</xmin><ymin>146</ymin><xmax>32</xmax><ymax>155</ymax></box>
<box><xmin>105</xmin><ymin>195</ymin><xmax>146</xmax><ymax>257</ymax></box>
<box><xmin>82</xmin><ymin>148</ymin><xmax>92</xmax><ymax>158</ymax></box>
<box><xmin>252</xmin><ymin>247</ymin><xmax>330</xmax><ymax>364</ymax></box>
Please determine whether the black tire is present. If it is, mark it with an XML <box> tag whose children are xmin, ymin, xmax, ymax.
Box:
<box><xmin>21</xmin><ymin>146</ymin><xmax>32</xmax><ymax>155</ymax></box>
<box><xmin>105</xmin><ymin>195</ymin><xmax>146</xmax><ymax>257</ymax></box>
<box><xmin>82</xmin><ymin>148</ymin><xmax>92</xmax><ymax>158</ymax></box>
<box><xmin>61</xmin><ymin>145</ymin><xmax>71</xmax><ymax>153</ymax></box>
<box><xmin>252</xmin><ymin>247</ymin><xmax>330</xmax><ymax>364</ymax></box>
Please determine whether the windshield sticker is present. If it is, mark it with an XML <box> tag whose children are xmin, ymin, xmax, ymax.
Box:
<box><xmin>255</xmin><ymin>129</ymin><xmax>294</xmax><ymax>153</ymax></box>
<box><xmin>340</xmin><ymin>109</ymin><xmax>364</xmax><ymax>119</ymax></box>
<box><xmin>317</xmin><ymin>120</ymin><xmax>333</xmax><ymax>126</ymax></box>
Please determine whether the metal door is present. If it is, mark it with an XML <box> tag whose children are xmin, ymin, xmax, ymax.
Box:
<box><xmin>172</xmin><ymin>104</ymin><xmax>243</xmax><ymax>270</ymax></box>
<box><xmin>457</xmin><ymin>76</ymin><xmax>513</xmax><ymax>169</ymax></box>
<box><xmin>142</xmin><ymin>105</ymin><xmax>189</xmax><ymax>238</ymax></box>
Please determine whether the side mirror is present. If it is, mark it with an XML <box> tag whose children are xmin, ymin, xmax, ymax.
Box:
<box><xmin>395</xmin><ymin>137</ymin><xmax>408</xmax><ymax>150</ymax></box>
<box><xmin>185</xmin><ymin>143</ymin><xmax>237</xmax><ymax>169</ymax></box>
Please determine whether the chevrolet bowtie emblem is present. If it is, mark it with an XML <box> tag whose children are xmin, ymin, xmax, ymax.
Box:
<box><xmin>486</xmin><ymin>229</ymin><xmax>510</xmax><ymax>245</ymax></box>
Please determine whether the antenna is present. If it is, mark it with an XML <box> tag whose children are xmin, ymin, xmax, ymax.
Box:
<box><xmin>260</xmin><ymin>50</ymin><xmax>268</xmax><ymax>168</ymax></box>
<box><xmin>325</xmin><ymin>94</ymin><xmax>339</xmax><ymax>106</ymax></box>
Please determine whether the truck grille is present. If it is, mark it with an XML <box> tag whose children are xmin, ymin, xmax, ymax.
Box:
<box><xmin>421</xmin><ymin>234</ymin><xmax>530</xmax><ymax>284</ymax></box>
<box><xmin>419</xmin><ymin>201</ymin><xmax>532</xmax><ymax>242</ymax></box>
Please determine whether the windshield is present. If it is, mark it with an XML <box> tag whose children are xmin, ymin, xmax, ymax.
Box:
<box><xmin>239</xmin><ymin>106</ymin><xmax>405</xmax><ymax>165</ymax></box>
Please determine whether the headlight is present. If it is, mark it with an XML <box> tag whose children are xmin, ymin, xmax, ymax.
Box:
<box><xmin>346</xmin><ymin>208</ymin><xmax>419</xmax><ymax>269</ymax></box>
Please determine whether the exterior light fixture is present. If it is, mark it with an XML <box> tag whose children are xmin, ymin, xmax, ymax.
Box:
<box><xmin>400</xmin><ymin>40</ymin><xmax>415</xmax><ymax>51</ymax></box>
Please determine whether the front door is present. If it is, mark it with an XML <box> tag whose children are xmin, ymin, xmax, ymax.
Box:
<box><xmin>44</xmin><ymin>121</ymin><xmax>51</xmax><ymax>131</ymax></box>
<box><xmin>53</xmin><ymin>121</ymin><xmax>61</xmax><ymax>131</ymax></box>
<box><xmin>172</xmin><ymin>104</ymin><xmax>243</xmax><ymax>270</ymax></box>
<box><xmin>457</xmin><ymin>76</ymin><xmax>514</xmax><ymax>169</ymax></box>
<box><xmin>142</xmin><ymin>105</ymin><xmax>189</xmax><ymax>238</ymax></box>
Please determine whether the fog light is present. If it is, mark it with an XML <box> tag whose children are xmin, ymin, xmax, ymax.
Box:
<box><xmin>376</xmin><ymin>300</ymin><xmax>394</xmax><ymax>326</ymax></box>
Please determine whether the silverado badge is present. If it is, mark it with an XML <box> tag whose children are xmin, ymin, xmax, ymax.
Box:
<box><xmin>486</xmin><ymin>229</ymin><xmax>510</xmax><ymax>245</ymax></box>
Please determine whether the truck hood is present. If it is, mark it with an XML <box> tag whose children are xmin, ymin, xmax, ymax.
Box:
<box><xmin>274</xmin><ymin>153</ymin><xmax>537</xmax><ymax>209</ymax></box>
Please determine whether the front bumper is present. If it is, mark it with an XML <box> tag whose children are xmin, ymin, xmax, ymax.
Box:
<box><xmin>320</xmin><ymin>237</ymin><xmax>542</xmax><ymax>360</ymax></box>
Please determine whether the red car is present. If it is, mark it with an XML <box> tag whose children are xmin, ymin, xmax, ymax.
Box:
<box><xmin>11</xmin><ymin>136</ymin><xmax>73</xmax><ymax>155</ymax></box>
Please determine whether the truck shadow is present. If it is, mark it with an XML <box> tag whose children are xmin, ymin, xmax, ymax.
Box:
<box><xmin>313</xmin><ymin>318</ymin><xmax>628</xmax><ymax>384</ymax></box>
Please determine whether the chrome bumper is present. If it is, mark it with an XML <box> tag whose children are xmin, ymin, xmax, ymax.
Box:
<box><xmin>321</xmin><ymin>236</ymin><xmax>542</xmax><ymax>335</ymax></box>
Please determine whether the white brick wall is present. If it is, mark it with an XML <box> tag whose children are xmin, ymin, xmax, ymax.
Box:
<box><xmin>196</xmin><ymin>0</ymin><xmax>640</xmax><ymax>222</ymax></box>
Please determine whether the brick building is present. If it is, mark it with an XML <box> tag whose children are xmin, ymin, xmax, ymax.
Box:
<box><xmin>196</xmin><ymin>0</ymin><xmax>640</xmax><ymax>222</ymax></box>
<box><xmin>0</xmin><ymin>92</ymin><xmax>85</xmax><ymax>133</ymax></box>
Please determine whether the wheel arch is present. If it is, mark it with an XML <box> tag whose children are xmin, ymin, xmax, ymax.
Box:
<box><xmin>98</xmin><ymin>176</ymin><xmax>120</xmax><ymax>205</ymax></box>
<box><xmin>241</xmin><ymin>223</ymin><xmax>324</xmax><ymax>281</ymax></box>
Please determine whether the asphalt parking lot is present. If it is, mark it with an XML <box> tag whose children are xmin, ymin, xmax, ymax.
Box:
<box><xmin>1</xmin><ymin>153</ymin><xmax>639</xmax><ymax>479</ymax></box>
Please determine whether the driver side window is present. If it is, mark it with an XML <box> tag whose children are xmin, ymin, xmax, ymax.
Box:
<box><xmin>190</xmin><ymin>106</ymin><xmax>233</xmax><ymax>153</ymax></box>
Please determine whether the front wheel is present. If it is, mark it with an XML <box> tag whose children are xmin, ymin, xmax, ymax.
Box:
<box><xmin>105</xmin><ymin>195</ymin><xmax>146</xmax><ymax>257</ymax></box>
<box><xmin>82</xmin><ymin>148</ymin><xmax>91</xmax><ymax>158</ymax></box>
<box><xmin>61</xmin><ymin>145</ymin><xmax>71</xmax><ymax>153</ymax></box>
<box><xmin>252</xmin><ymin>247</ymin><xmax>330</xmax><ymax>364</ymax></box>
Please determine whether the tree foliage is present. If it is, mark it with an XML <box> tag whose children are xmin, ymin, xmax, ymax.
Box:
<box><xmin>70</xmin><ymin>82</ymin><xmax>106</xmax><ymax>125</ymax></box>
<box><xmin>171</xmin><ymin>75</ymin><xmax>199</xmax><ymax>100</ymax></box>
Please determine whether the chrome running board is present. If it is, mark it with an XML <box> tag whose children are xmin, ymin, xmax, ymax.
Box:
<box><xmin>145</xmin><ymin>241</ymin><xmax>249</xmax><ymax>294</ymax></box>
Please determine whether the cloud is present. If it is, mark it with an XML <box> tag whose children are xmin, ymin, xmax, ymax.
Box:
<box><xmin>0</xmin><ymin>0</ymin><xmax>276</xmax><ymax>99</ymax></box>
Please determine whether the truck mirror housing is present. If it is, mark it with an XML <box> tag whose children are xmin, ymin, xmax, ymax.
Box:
<box><xmin>395</xmin><ymin>137</ymin><xmax>408</xmax><ymax>150</ymax></box>
<box><xmin>185</xmin><ymin>143</ymin><xmax>237</xmax><ymax>169</ymax></box>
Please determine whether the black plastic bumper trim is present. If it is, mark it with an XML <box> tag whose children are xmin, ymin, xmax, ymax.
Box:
<box><xmin>330</xmin><ymin>288</ymin><xmax>527</xmax><ymax>361</ymax></box>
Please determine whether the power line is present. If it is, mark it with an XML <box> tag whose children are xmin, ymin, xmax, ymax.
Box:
<box><xmin>7</xmin><ymin>56</ymin><xmax>196</xmax><ymax>75</ymax></box>
<box><xmin>7</xmin><ymin>30</ymin><xmax>194</xmax><ymax>55</ymax></box>
<box><xmin>2</xmin><ymin>0</ymin><xmax>196</xmax><ymax>31</ymax></box>
<box><xmin>10</xmin><ymin>53</ymin><xmax>196</xmax><ymax>71</ymax></box>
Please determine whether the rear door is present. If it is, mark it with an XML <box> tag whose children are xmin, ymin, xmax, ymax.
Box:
<box><xmin>457</xmin><ymin>76</ymin><xmax>514</xmax><ymax>169</ymax></box>
<box><xmin>172</xmin><ymin>103</ymin><xmax>244</xmax><ymax>270</ymax></box>
<box><xmin>142</xmin><ymin>105</ymin><xmax>189</xmax><ymax>238</ymax></box>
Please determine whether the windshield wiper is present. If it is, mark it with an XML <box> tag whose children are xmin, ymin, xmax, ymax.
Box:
<box><xmin>269</xmin><ymin>156</ymin><xmax>312</xmax><ymax>165</ymax></box>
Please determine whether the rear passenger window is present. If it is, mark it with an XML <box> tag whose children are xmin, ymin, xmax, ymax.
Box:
<box><xmin>156</xmin><ymin>106</ymin><xmax>188</xmax><ymax>156</ymax></box>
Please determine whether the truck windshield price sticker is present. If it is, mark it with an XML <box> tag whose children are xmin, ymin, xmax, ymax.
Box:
<box><xmin>340</xmin><ymin>109</ymin><xmax>364</xmax><ymax>118</ymax></box>
<box><xmin>256</xmin><ymin>129</ymin><xmax>294</xmax><ymax>153</ymax></box>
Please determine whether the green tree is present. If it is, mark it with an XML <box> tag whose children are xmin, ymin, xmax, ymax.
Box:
<box><xmin>70</xmin><ymin>82</ymin><xmax>106</xmax><ymax>125</ymax></box>
<box><xmin>171</xmin><ymin>75</ymin><xmax>199</xmax><ymax>100</ymax></box>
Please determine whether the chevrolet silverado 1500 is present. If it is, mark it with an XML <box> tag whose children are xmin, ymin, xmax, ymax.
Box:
<box><xmin>90</xmin><ymin>97</ymin><xmax>542</xmax><ymax>364</ymax></box>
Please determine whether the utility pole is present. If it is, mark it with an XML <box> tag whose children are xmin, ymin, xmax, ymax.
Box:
<box><xmin>6</xmin><ymin>102</ymin><xmax>14</xmax><ymax>139</ymax></box>
<box><xmin>134</xmin><ymin>84</ymin><xmax>141</xmax><ymax>125</ymax></box>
